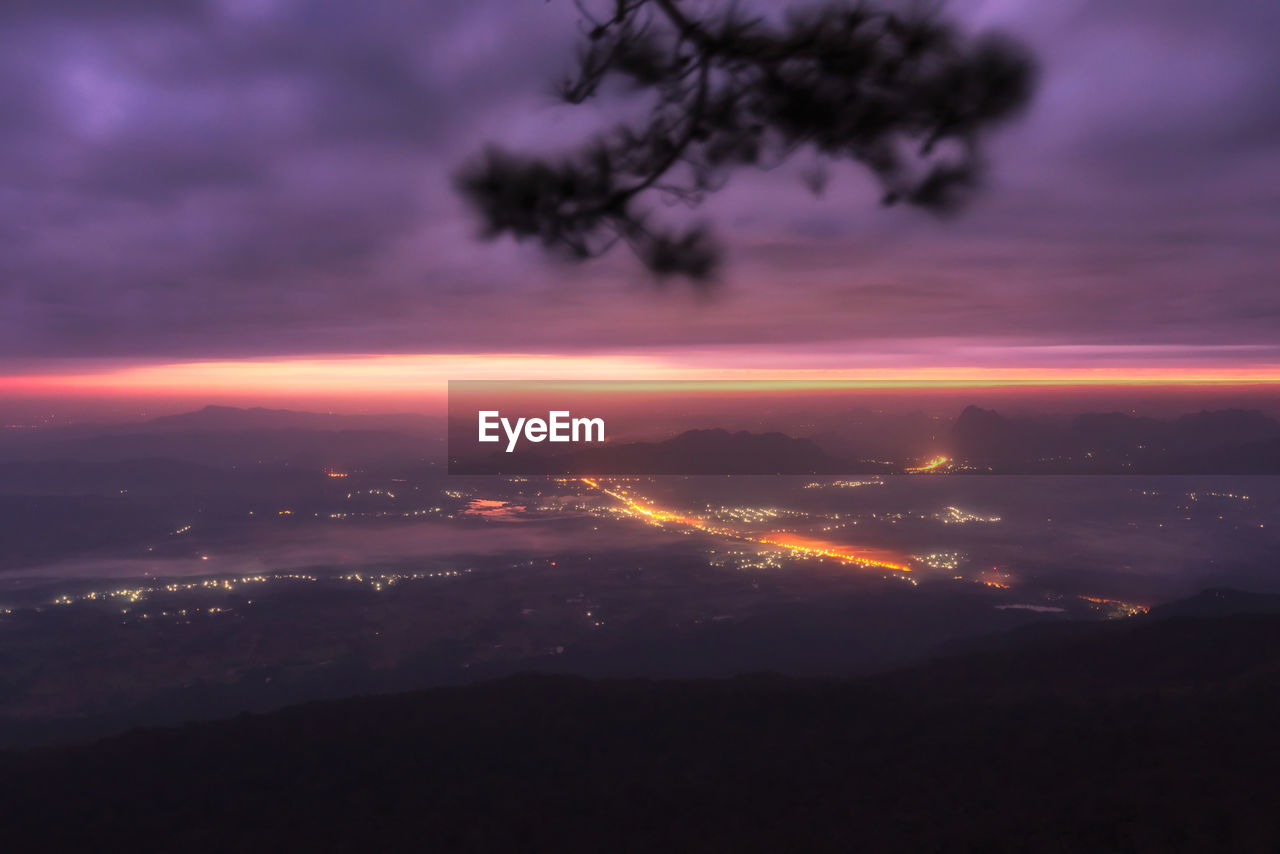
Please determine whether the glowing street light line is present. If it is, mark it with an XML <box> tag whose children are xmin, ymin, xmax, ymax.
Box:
<box><xmin>905</xmin><ymin>455</ymin><xmax>950</xmax><ymax>473</ymax></box>
<box><xmin>581</xmin><ymin>478</ymin><xmax>911</xmax><ymax>572</ymax></box>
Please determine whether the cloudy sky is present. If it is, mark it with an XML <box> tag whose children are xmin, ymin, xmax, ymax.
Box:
<box><xmin>1</xmin><ymin>0</ymin><xmax>1278</xmax><ymax>389</ymax></box>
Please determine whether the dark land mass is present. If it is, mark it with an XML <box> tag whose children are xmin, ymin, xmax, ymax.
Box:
<box><xmin>4</xmin><ymin>599</ymin><xmax>1280</xmax><ymax>852</ymax></box>
<box><xmin>7</xmin><ymin>404</ymin><xmax>1280</xmax><ymax>473</ymax></box>
<box><xmin>0</xmin><ymin>565</ymin><xmax>1087</xmax><ymax>748</ymax></box>
<box><xmin>0</xmin><ymin>405</ymin><xmax>445</xmax><ymax>468</ymax></box>
<box><xmin>455</xmin><ymin>407</ymin><xmax>1280</xmax><ymax>474</ymax></box>
<box><xmin>950</xmin><ymin>406</ymin><xmax>1280</xmax><ymax>473</ymax></box>
<box><xmin>451</xmin><ymin>427</ymin><xmax>875</xmax><ymax>475</ymax></box>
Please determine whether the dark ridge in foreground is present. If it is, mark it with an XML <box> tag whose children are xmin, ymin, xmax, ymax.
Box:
<box><xmin>4</xmin><ymin>613</ymin><xmax>1280</xmax><ymax>852</ymax></box>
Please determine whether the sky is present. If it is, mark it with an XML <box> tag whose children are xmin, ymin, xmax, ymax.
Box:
<box><xmin>0</xmin><ymin>0</ymin><xmax>1278</xmax><ymax>401</ymax></box>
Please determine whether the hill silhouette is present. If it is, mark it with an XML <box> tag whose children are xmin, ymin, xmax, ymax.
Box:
<box><xmin>4</xmin><ymin>602</ymin><xmax>1280</xmax><ymax>851</ymax></box>
<box><xmin>7</xmin><ymin>404</ymin><xmax>1279</xmax><ymax>473</ymax></box>
<box><xmin>950</xmin><ymin>405</ymin><xmax>1280</xmax><ymax>473</ymax></box>
<box><xmin>0</xmin><ymin>405</ymin><xmax>444</xmax><ymax>467</ymax></box>
<box><xmin>452</xmin><ymin>427</ymin><xmax>869</xmax><ymax>475</ymax></box>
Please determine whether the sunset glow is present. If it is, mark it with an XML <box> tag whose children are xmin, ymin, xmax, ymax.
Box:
<box><xmin>3</xmin><ymin>354</ymin><xmax>1279</xmax><ymax>405</ymax></box>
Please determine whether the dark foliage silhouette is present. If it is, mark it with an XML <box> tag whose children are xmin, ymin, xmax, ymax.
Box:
<box><xmin>456</xmin><ymin>0</ymin><xmax>1037</xmax><ymax>280</ymax></box>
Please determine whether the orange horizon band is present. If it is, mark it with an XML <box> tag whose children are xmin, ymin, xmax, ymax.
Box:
<box><xmin>3</xmin><ymin>353</ymin><xmax>1280</xmax><ymax>398</ymax></box>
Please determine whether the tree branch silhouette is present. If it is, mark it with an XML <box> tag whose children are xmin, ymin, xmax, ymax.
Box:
<box><xmin>456</xmin><ymin>0</ymin><xmax>1037</xmax><ymax>282</ymax></box>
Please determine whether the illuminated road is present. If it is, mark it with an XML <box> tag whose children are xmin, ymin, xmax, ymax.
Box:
<box><xmin>581</xmin><ymin>478</ymin><xmax>912</xmax><ymax>573</ymax></box>
<box><xmin>905</xmin><ymin>455</ymin><xmax>950</xmax><ymax>473</ymax></box>
<box><xmin>577</xmin><ymin>479</ymin><xmax>1157</xmax><ymax>614</ymax></box>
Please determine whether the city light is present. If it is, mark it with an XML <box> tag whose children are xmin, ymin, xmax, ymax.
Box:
<box><xmin>905</xmin><ymin>456</ymin><xmax>950</xmax><ymax>473</ymax></box>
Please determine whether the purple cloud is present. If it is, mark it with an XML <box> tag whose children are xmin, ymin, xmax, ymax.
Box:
<box><xmin>0</xmin><ymin>0</ymin><xmax>1276</xmax><ymax>364</ymax></box>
